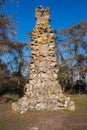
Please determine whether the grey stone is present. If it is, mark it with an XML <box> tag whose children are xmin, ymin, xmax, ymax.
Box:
<box><xmin>35</xmin><ymin>103</ymin><xmax>46</xmax><ymax>110</ymax></box>
<box><xmin>11</xmin><ymin>6</ymin><xmax>75</xmax><ymax>113</ymax></box>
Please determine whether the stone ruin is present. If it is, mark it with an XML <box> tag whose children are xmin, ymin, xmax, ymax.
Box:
<box><xmin>12</xmin><ymin>6</ymin><xmax>75</xmax><ymax>114</ymax></box>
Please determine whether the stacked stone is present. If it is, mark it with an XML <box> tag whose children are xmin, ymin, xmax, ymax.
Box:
<box><xmin>12</xmin><ymin>6</ymin><xmax>75</xmax><ymax>114</ymax></box>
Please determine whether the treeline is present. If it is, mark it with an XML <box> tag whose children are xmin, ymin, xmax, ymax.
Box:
<box><xmin>0</xmin><ymin>0</ymin><xmax>87</xmax><ymax>95</ymax></box>
<box><xmin>0</xmin><ymin>0</ymin><xmax>30</xmax><ymax>95</ymax></box>
<box><xmin>56</xmin><ymin>22</ymin><xmax>87</xmax><ymax>93</ymax></box>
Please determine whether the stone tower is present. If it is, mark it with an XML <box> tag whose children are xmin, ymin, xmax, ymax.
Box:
<box><xmin>12</xmin><ymin>6</ymin><xmax>75</xmax><ymax>114</ymax></box>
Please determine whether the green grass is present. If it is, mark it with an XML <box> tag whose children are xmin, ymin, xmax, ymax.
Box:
<box><xmin>65</xmin><ymin>94</ymin><xmax>87</xmax><ymax>130</ymax></box>
<box><xmin>69</xmin><ymin>94</ymin><xmax>87</xmax><ymax>111</ymax></box>
<box><xmin>0</xmin><ymin>105</ymin><xmax>9</xmax><ymax>113</ymax></box>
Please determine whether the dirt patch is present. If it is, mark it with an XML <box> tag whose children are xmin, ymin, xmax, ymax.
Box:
<box><xmin>0</xmin><ymin>102</ymin><xmax>68</xmax><ymax>130</ymax></box>
<box><xmin>67</xmin><ymin>111</ymin><xmax>87</xmax><ymax>130</ymax></box>
<box><xmin>0</xmin><ymin>94</ymin><xmax>87</xmax><ymax>130</ymax></box>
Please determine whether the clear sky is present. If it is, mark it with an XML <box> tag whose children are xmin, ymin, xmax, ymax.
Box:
<box><xmin>3</xmin><ymin>0</ymin><xmax>87</xmax><ymax>42</ymax></box>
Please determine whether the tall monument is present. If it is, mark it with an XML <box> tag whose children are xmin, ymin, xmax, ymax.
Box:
<box><xmin>12</xmin><ymin>6</ymin><xmax>75</xmax><ymax>114</ymax></box>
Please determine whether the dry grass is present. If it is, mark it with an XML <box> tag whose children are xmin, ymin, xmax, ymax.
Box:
<box><xmin>0</xmin><ymin>94</ymin><xmax>87</xmax><ymax>130</ymax></box>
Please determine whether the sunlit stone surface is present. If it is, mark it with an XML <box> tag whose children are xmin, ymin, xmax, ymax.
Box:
<box><xmin>12</xmin><ymin>6</ymin><xmax>75</xmax><ymax>114</ymax></box>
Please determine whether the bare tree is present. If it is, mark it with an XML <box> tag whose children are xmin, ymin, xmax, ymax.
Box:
<box><xmin>56</xmin><ymin>21</ymin><xmax>87</xmax><ymax>92</ymax></box>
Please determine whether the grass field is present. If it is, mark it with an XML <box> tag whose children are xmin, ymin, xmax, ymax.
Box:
<box><xmin>0</xmin><ymin>94</ymin><xmax>87</xmax><ymax>130</ymax></box>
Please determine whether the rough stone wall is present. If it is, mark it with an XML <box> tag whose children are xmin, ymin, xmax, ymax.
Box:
<box><xmin>12</xmin><ymin>6</ymin><xmax>75</xmax><ymax>114</ymax></box>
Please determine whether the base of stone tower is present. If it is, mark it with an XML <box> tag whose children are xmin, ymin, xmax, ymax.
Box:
<box><xmin>11</xmin><ymin>90</ymin><xmax>75</xmax><ymax>114</ymax></box>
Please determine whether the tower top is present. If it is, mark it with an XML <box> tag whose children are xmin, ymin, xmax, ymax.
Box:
<box><xmin>35</xmin><ymin>6</ymin><xmax>50</xmax><ymax>20</ymax></box>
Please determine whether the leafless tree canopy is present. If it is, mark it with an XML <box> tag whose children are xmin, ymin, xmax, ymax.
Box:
<box><xmin>0</xmin><ymin>1</ymin><xmax>87</xmax><ymax>95</ymax></box>
<box><xmin>56</xmin><ymin>21</ymin><xmax>87</xmax><ymax>92</ymax></box>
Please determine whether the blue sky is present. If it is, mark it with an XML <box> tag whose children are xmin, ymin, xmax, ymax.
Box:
<box><xmin>3</xmin><ymin>0</ymin><xmax>87</xmax><ymax>42</ymax></box>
